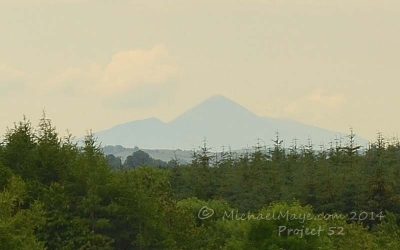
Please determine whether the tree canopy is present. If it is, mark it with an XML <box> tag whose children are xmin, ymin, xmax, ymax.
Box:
<box><xmin>0</xmin><ymin>116</ymin><xmax>399</xmax><ymax>249</ymax></box>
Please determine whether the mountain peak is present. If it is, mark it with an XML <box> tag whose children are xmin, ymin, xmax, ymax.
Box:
<box><xmin>203</xmin><ymin>94</ymin><xmax>234</xmax><ymax>103</ymax></box>
<box><xmin>171</xmin><ymin>95</ymin><xmax>257</xmax><ymax>123</ymax></box>
<box><xmin>199</xmin><ymin>95</ymin><xmax>243</xmax><ymax>107</ymax></box>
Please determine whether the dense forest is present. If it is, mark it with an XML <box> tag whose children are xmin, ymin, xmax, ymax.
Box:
<box><xmin>1</xmin><ymin>116</ymin><xmax>400</xmax><ymax>249</ymax></box>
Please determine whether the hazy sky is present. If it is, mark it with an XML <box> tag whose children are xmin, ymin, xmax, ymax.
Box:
<box><xmin>1</xmin><ymin>0</ymin><xmax>399</xmax><ymax>141</ymax></box>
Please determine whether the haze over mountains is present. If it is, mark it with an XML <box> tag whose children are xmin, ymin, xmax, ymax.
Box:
<box><xmin>96</xmin><ymin>95</ymin><xmax>366</xmax><ymax>150</ymax></box>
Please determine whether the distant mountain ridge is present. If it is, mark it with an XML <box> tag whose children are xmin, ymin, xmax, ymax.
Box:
<box><xmin>95</xmin><ymin>95</ymin><xmax>367</xmax><ymax>149</ymax></box>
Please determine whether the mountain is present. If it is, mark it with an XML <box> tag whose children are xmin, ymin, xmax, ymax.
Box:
<box><xmin>95</xmin><ymin>95</ymin><xmax>367</xmax><ymax>150</ymax></box>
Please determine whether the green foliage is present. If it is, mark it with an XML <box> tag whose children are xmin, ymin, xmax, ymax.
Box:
<box><xmin>1</xmin><ymin>117</ymin><xmax>400</xmax><ymax>249</ymax></box>
<box><xmin>0</xmin><ymin>161</ymin><xmax>12</xmax><ymax>190</ymax></box>
<box><xmin>0</xmin><ymin>177</ymin><xmax>45</xmax><ymax>250</ymax></box>
<box><xmin>2</xmin><ymin>118</ymin><xmax>37</xmax><ymax>180</ymax></box>
<box><xmin>124</xmin><ymin>150</ymin><xmax>167</xmax><ymax>168</ymax></box>
<box><xmin>244</xmin><ymin>202</ymin><xmax>332</xmax><ymax>250</ymax></box>
<box><xmin>374</xmin><ymin>213</ymin><xmax>400</xmax><ymax>249</ymax></box>
<box><xmin>106</xmin><ymin>154</ymin><xmax>122</xmax><ymax>169</ymax></box>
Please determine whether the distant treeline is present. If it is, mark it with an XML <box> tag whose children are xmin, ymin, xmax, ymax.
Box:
<box><xmin>106</xmin><ymin>150</ymin><xmax>171</xmax><ymax>169</ymax></box>
<box><xmin>0</xmin><ymin>116</ymin><xmax>399</xmax><ymax>249</ymax></box>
